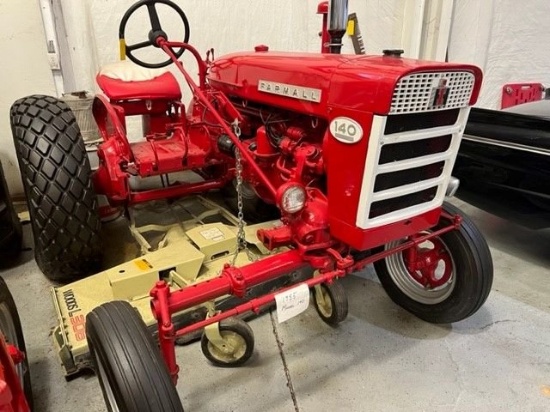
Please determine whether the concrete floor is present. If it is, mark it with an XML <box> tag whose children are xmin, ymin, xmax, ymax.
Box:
<box><xmin>2</xmin><ymin>198</ymin><xmax>550</xmax><ymax>412</ymax></box>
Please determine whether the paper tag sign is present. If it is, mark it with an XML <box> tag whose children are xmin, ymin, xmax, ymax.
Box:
<box><xmin>200</xmin><ymin>227</ymin><xmax>225</xmax><ymax>242</ymax></box>
<box><xmin>275</xmin><ymin>283</ymin><xmax>310</xmax><ymax>323</ymax></box>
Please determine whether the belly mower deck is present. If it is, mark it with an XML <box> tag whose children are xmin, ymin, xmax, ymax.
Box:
<box><xmin>51</xmin><ymin>196</ymin><xmax>309</xmax><ymax>377</ymax></box>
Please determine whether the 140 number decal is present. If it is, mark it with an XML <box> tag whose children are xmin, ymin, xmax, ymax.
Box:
<box><xmin>330</xmin><ymin>117</ymin><xmax>363</xmax><ymax>144</ymax></box>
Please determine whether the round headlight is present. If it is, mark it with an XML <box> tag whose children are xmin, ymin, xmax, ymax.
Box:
<box><xmin>279</xmin><ymin>183</ymin><xmax>306</xmax><ymax>214</ymax></box>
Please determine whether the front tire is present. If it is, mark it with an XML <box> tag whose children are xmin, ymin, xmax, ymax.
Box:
<box><xmin>10</xmin><ymin>95</ymin><xmax>101</xmax><ymax>281</ymax></box>
<box><xmin>374</xmin><ymin>202</ymin><xmax>493</xmax><ymax>324</ymax></box>
<box><xmin>86</xmin><ymin>301</ymin><xmax>183</xmax><ymax>412</ymax></box>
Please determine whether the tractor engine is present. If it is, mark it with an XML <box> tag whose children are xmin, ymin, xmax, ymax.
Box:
<box><xmin>207</xmin><ymin>52</ymin><xmax>482</xmax><ymax>252</ymax></box>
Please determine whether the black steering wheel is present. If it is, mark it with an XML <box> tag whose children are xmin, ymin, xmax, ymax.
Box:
<box><xmin>119</xmin><ymin>0</ymin><xmax>190</xmax><ymax>69</ymax></box>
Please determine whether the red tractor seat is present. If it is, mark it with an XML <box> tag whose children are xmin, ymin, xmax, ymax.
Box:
<box><xmin>97</xmin><ymin>61</ymin><xmax>182</xmax><ymax>101</ymax></box>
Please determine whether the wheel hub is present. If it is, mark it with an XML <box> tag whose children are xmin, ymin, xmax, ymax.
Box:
<box><xmin>314</xmin><ymin>285</ymin><xmax>333</xmax><ymax>317</ymax></box>
<box><xmin>404</xmin><ymin>237</ymin><xmax>453</xmax><ymax>289</ymax></box>
<box><xmin>207</xmin><ymin>332</ymin><xmax>246</xmax><ymax>362</ymax></box>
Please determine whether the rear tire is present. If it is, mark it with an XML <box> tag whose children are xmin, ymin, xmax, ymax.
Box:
<box><xmin>0</xmin><ymin>277</ymin><xmax>32</xmax><ymax>410</ymax></box>
<box><xmin>10</xmin><ymin>95</ymin><xmax>101</xmax><ymax>281</ymax></box>
<box><xmin>374</xmin><ymin>202</ymin><xmax>493</xmax><ymax>324</ymax></box>
<box><xmin>86</xmin><ymin>301</ymin><xmax>183</xmax><ymax>412</ymax></box>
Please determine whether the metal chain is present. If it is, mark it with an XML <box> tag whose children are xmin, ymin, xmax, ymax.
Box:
<box><xmin>231</xmin><ymin>120</ymin><xmax>255</xmax><ymax>264</ymax></box>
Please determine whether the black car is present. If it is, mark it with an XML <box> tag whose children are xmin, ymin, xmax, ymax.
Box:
<box><xmin>453</xmin><ymin>100</ymin><xmax>550</xmax><ymax>228</ymax></box>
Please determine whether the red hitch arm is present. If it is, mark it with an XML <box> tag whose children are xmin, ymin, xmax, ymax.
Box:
<box><xmin>157</xmin><ymin>39</ymin><xmax>278</xmax><ymax>199</ymax></box>
<box><xmin>151</xmin><ymin>249</ymin><xmax>307</xmax><ymax>383</ymax></box>
<box><xmin>150</xmin><ymin>211</ymin><xmax>463</xmax><ymax>383</ymax></box>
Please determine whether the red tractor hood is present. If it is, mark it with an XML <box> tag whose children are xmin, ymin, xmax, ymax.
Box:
<box><xmin>208</xmin><ymin>52</ymin><xmax>482</xmax><ymax>116</ymax></box>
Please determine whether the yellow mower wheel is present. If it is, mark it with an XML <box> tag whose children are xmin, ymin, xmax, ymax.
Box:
<box><xmin>201</xmin><ymin>317</ymin><xmax>254</xmax><ymax>367</ymax></box>
<box><xmin>313</xmin><ymin>281</ymin><xmax>349</xmax><ymax>327</ymax></box>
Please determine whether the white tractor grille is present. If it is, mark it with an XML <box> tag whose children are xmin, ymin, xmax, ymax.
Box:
<box><xmin>356</xmin><ymin>101</ymin><xmax>472</xmax><ymax>229</ymax></box>
<box><xmin>390</xmin><ymin>71</ymin><xmax>475</xmax><ymax>114</ymax></box>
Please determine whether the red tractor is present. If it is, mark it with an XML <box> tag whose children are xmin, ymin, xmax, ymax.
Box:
<box><xmin>11</xmin><ymin>0</ymin><xmax>492</xmax><ymax>410</ymax></box>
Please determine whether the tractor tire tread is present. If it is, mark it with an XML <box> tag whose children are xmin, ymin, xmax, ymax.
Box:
<box><xmin>10</xmin><ymin>95</ymin><xmax>100</xmax><ymax>281</ymax></box>
<box><xmin>440</xmin><ymin>202</ymin><xmax>493</xmax><ymax>320</ymax></box>
<box><xmin>86</xmin><ymin>301</ymin><xmax>183</xmax><ymax>412</ymax></box>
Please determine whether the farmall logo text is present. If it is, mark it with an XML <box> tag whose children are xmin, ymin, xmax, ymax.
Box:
<box><xmin>432</xmin><ymin>78</ymin><xmax>450</xmax><ymax>108</ymax></box>
<box><xmin>258</xmin><ymin>80</ymin><xmax>322</xmax><ymax>103</ymax></box>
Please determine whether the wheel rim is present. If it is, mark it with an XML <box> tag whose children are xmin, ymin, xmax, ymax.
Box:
<box><xmin>207</xmin><ymin>331</ymin><xmax>247</xmax><ymax>363</ymax></box>
<box><xmin>95</xmin><ymin>351</ymin><xmax>120</xmax><ymax>412</ymax></box>
<box><xmin>384</xmin><ymin>236</ymin><xmax>456</xmax><ymax>305</ymax></box>
<box><xmin>0</xmin><ymin>302</ymin><xmax>24</xmax><ymax>389</ymax></box>
<box><xmin>315</xmin><ymin>286</ymin><xmax>333</xmax><ymax>318</ymax></box>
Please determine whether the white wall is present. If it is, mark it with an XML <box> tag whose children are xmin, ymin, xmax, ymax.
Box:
<box><xmin>55</xmin><ymin>0</ymin><xmax>406</xmax><ymax>142</ymax></box>
<box><xmin>58</xmin><ymin>0</ymin><xmax>550</xmax><ymax>111</ymax></box>
<box><xmin>0</xmin><ymin>0</ymin><xmax>57</xmax><ymax>195</ymax></box>
<box><xmin>449</xmin><ymin>0</ymin><xmax>550</xmax><ymax>109</ymax></box>
<box><xmin>60</xmin><ymin>0</ymin><xmax>406</xmax><ymax>95</ymax></box>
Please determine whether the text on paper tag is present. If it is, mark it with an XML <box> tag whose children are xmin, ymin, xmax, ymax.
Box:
<box><xmin>275</xmin><ymin>283</ymin><xmax>310</xmax><ymax>323</ymax></box>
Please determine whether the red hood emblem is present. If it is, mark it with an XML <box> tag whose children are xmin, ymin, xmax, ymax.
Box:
<box><xmin>433</xmin><ymin>78</ymin><xmax>450</xmax><ymax>107</ymax></box>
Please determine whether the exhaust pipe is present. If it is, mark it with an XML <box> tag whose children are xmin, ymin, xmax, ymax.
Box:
<box><xmin>328</xmin><ymin>0</ymin><xmax>348</xmax><ymax>54</ymax></box>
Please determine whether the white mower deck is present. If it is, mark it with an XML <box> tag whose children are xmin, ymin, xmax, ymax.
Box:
<box><xmin>51</xmin><ymin>196</ymin><xmax>302</xmax><ymax>376</ymax></box>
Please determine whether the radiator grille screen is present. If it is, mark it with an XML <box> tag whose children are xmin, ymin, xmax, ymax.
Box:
<box><xmin>390</xmin><ymin>72</ymin><xmax>475</xmax><ymax>114</ymax></box>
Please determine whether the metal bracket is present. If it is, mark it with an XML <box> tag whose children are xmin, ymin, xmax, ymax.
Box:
<box><xmin>204</xmin><ymin>322</ymin><xmax>228</xmax><ymax>351</ymax></box>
